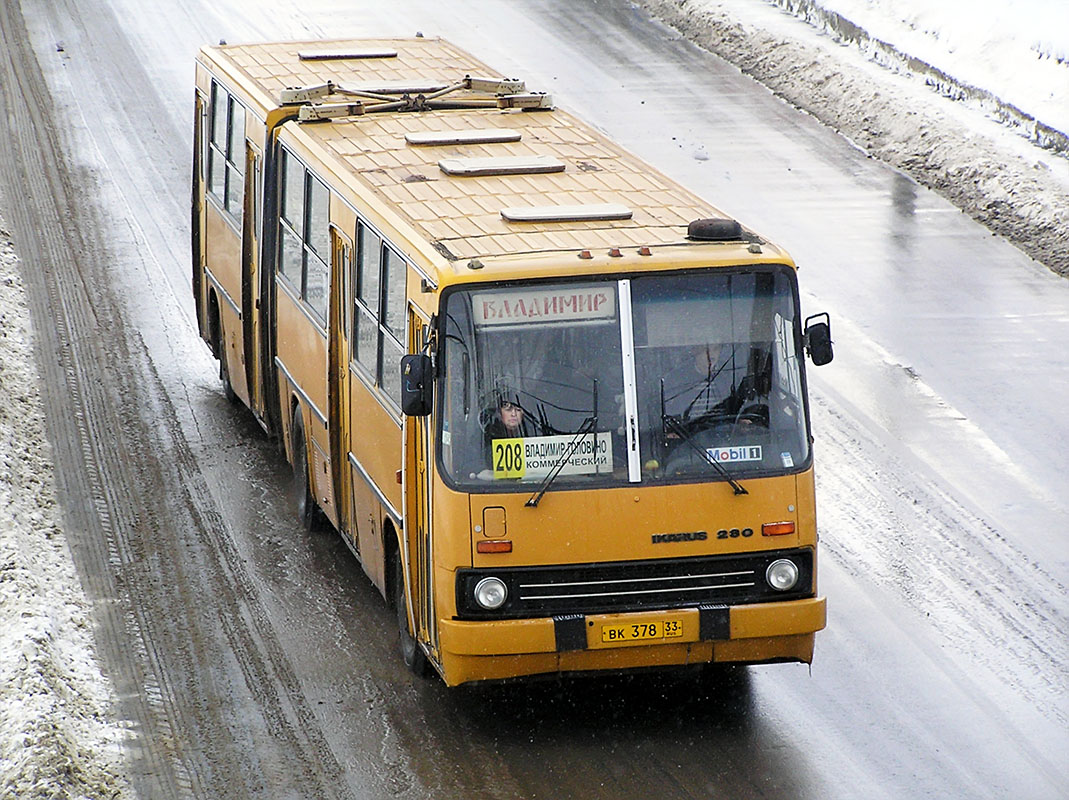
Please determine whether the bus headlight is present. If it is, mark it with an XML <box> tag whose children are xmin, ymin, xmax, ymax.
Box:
<box><xmin>474</xmin><ymin>577</ymin><xmax>508</xmax><ymax>610</ymax></box>
<box><xmin>766</xmin><ymin>559</ymin><xmax>799</xmax><ymax>591</ymax></box>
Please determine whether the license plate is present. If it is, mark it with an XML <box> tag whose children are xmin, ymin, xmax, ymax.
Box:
<box><xmin>600</xmin><ymin>618</ymin><xmax>684</xmax><ymax>644</ymax></box>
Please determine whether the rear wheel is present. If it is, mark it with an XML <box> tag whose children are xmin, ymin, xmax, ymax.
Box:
<box><xmin>219</xmin><ymin>343</ymin><xmax>238</xmax><ymax>404</ymax></box>
<box><xmin>209</xmin><ymin>294</ymin><xmax>237</xmax><ymax>404</ymax></box>
<box><xmin>393</xmin><ymin>551</ymin><xmax>431</xmax><ymax>678</ymax></box>
<box><xmin>291</xmin><ymin>412</ymin><xmax>324</xmax><ymax>532</ymax></box>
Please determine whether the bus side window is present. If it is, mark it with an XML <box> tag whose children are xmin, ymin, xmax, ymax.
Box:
<box><xmin>304</xmin><ymin>175</ymin><xmax>329</xmax><ymax>323</ymax></box>
<box><xmin>208</xmin><ymin>82</ymin><xmax>226</xmax><ymax>198</ymax></box>
<box><xmin>278</xmin><ymin>149</ymin><xmax>304</xmax><ymax>290</ymax></box>
<box><xmin>225</xmin><ymin>98</ymin><xmax>244</xmax><ymax>225</ymax></box>
<box><xmin>382</xmin><ymin>247</ymin><xmax>406</xmax><ymax>341</ymax></box>
<box><xmin>380</xmin><ymin>247</ymin><xmax>406</xmax><ymax>407</ymax></box>
<box><xmin>207</xmin><ymin>80</ymin><xmax>245</xmax><ymax>226</ymax></box>
<box><xmin>354</xmin><ymin>221</ymin><xmax>381</xmax><ymax>377</ymax></box>
<box><xmin>277</xmin><ymin>148</ymin><xmax>330</xmax><ymax>326</ymax></box>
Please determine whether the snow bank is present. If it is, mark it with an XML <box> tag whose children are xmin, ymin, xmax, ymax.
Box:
<box><xmin>644</xmin><ymin>0</ymin><xmax>1069</xmax><ymax>276</ymax></box>
<box><xmin>0</xmin><ymin>219</ymin><xmax>132</xmax><ymax>800</ymax></box>
<box><xmin>770</xmin><ymin>0</ymin><xmax>1069</xmax><ymax>148</ymax></box>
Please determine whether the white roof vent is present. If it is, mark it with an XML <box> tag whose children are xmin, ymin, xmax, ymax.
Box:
<box><xmin>500</xmin><ymin>203</ymin><xmax>633</xmax><ymax>223</ymax></box>
<box><xmin>406</xmin><ymin>129</ymin><xmax>522</xmax><ymax>146</ymax></box>
<box><xmin>439</xmin><ymin>155</ymin><xmax>565</xmax><ymax>176</ymax></box>
<box><xmin>298</xmin><ymin>48</ymin><xmax>398</xmax><ymax>61</ymax></box>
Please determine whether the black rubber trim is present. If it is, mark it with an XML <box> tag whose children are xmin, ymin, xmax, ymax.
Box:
<box><xmin>699</xmin><ymin>604</ymin><xmax>731</xmax><ymax>641</ymax></box>
<box><xmin>554</xmin><ymin>614</ymin><xmax>587</xmax><ymax>652</ymax></box>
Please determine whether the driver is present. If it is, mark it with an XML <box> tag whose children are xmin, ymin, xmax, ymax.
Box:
<box><xmin>663</xmin><ymin>342</ymin><xmax>741</xmax><ymax>421</ymax></box>
<box><xmin>485</xmin><ymin>397</ymin><xmax>527</xmax><ymax>439</ymax></box>
<box><xmin>470</xmin><ymin>392</ymin><xmax>531</xmax><ymax>481</ymax></box>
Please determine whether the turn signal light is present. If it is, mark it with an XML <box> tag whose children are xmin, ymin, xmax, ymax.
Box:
<box><xmin>477</xmin><ymin>540</ymin><xmax>513</xmax><ymax>553</ymax></box>
<box><xmin>762</xmin><ymin>521</ymin><xmax>795</xmax><ymax>536</ymax></box>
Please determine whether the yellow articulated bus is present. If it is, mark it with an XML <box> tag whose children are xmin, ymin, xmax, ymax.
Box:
<box><xmin>192</xmin><ymin>37</ymin><xmax>834</xmax><ymax>686</ymax></box>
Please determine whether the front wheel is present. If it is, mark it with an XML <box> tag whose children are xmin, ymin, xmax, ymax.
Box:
<box><xmin>393</xmin><ymin>552</ymin><xmax>431</xmax><ymax>678</ymax></box>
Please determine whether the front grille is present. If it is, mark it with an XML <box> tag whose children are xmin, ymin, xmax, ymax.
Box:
<box><xmin>455</xmin><ymin>549</ymin><xmax>813</xmax><ymax>619</ymax></box>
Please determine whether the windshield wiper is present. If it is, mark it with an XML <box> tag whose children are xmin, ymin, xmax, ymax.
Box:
<box><xmin>661</xmin><ymin>380</ymin><xmax>747</xmax><ymax>495</ymax></box>
<box><xmin>526</xmin><ymin>381</ymin><xmax>598</xmax><ymax>507</ymax></box>
<box><xmin>680</xmin><ymin>344</ymin><xmax>736</xmax><ymax>420</ymax></box>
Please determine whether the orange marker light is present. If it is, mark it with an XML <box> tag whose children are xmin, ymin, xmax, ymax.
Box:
<box><xmin>608</xmin><ymin>247</ymin><xmax>623</xmax><ymax>257</ymax></box>
<box><xmin>762</xmin><ymin>521</ymin><xmax>795</xmax><ymax>536</ymax></box>
<box><xmin>477</xmin><ymin>540</ymin><xmax>513</xmax><ymax>553</ymax></box>
<box><xmin>638</xmin><ymin>246</ymin><xmax>652</xmax><ymax>256</ymax></box>
<box><xmin>578</xmin><ymin>250</ymin><xmax>593</xmax><ymax>259</ymax></box>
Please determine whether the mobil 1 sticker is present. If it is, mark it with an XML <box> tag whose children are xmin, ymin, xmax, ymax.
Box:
<box><xmin>705</xmin><ymin>445</ymin><xmax>762</xmax><ymax>463</ymax></box>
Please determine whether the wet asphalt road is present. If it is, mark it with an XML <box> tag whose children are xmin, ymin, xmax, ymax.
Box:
<box><xmin>0</xmin><ymin>0</ymin><xmax>1065</xmax><ymax>797</ymax></box>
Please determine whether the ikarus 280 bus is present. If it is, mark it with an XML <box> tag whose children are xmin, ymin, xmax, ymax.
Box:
<box><xmin>192</xmin><ymin>36</ymin><xmax>835</xmax><ymax>685</ymax></box>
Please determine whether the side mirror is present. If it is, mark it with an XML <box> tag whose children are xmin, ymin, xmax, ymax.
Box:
<box><xmin>400</xmin><ymin>354</ymin><xmax>433</xmax><ymax>416</ymax></box>
<box><xmin>804</xmin><ymin>313</ymin><xmax>834</xmax><ymax>366</ymax></box>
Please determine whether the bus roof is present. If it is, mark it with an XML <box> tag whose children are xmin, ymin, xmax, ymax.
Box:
<box><xmin>198</xmin><ymin>37</ymin><xmax>790</xmax><ymax>277</ymax></box>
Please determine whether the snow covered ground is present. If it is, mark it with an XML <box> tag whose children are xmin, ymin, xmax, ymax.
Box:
<box><xmin>0</xmin><ymin>219</ymin><xmax>132</xmax><ymax>799</ymax></box>
<box><xmin>1</xmin><ymin>1</ymin><xmax>1066</xmax><ymax>797</ymax></box>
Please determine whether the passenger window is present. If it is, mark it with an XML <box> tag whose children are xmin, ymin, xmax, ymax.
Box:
<box><xmin>278</xmin><ymin>226</ymin><xmax>302</xmax><ymax>288</ymax></box>
<box><xmin>276</xmin><ymin>147</ymin><xmax>330</xmax><ymax>327</ymax></box>
<box><xmin>305</xmin><ymin>254</ymin><xmax>328</xmax><ymax>323</ymax></box>
<box><xmin>381</xmin><ymin>334</ymin><xmax>404</xmax><ymax>408</ymax></box>
<box><xmin>357</xmin><ymin>222</ymin><xmax>381</xmax><ymax>312</ymax></box>
<box><xmin>226</xmin><ymin>99</ymin><xmax>245</xmax><ymax>224</ymax></box>
<box><xmin>208</xmin><ymin>83</ymin><xmax>227</xmax><ymax>197</ymax></box>
<box><xmin>354</xmin><ymin>306</ymin><xmax>377</xmax><ymax>375</ymax></box>
<box><xmin>382</xmin><ymin>247</ymin><xmax>406</xmax><ymax>340</ymax></box>
<box><xmin>349</xmin><ymin>221</ymin><xmax>406</xmax><ymax>411</ymax></box>
<box><xmin>282</xmin><ymin>151</ymin><xmax>304</xmax><ymax>236</ymax></box>
<box><xmin>307</xmin><ymin>176</ymin><xmax>330</xmax><ymax>260</ymax></box>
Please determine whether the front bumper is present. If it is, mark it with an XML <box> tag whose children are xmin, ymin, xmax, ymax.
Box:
<box><xmin>437</xmin><ymin>595</ymin><xmax>826</xmax><ymax>686</ymax></box>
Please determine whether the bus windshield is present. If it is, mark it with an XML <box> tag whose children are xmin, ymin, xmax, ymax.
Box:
<box><xmin>438</xmin><ymin>268</ymin><xmax>809</xmax><ymax>491</ymax></box>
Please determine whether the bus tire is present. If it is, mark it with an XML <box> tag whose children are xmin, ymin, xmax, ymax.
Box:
<box><xmin>291</xmin><ymin>411</ymin><xmax>324</xmax><ymax>532</ymax></box>
<box><xmin>393</xmin><ymin>552</ymin><xmax>431</xmax><ymax>678</ymax></box>
<box><xmin>219</xmin><ymin>343</ymin><xmax>238</xmax><ymax>404</ymax></box>
<box><xmin>209</xmin><ymin>293</ymin><xmax>237</xmax><ymax>404</ymax></box>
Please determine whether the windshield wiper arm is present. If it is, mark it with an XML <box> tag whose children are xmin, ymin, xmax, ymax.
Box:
<box><xmin>681</xmin><ymin>345</ymin><xmax>735</xmax><ymax>419</ymax></box>
<box><xmin>661</xmin><ymin>380</ymin><xmax>747</xmax><ymax>495</ymax></box>
<box><xmin>526</xmin><ymin>381</ymin><xmax>598</xmax><ymax>508</ymax></box>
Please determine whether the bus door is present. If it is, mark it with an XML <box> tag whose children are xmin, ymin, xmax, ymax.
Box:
<box><xmin>329</xmin><ymin>228</ymin><xmax>354</xmax><ymax>541</ymax></box>
<box><xmin>404</xmin><ymin>309</ymin><xmax>436</xmax><ymax>656</ymax></box>
<box><xmin>241</xmin><ymin>142</ymin><xmax>264</xmax><ymax>421</ymax></box>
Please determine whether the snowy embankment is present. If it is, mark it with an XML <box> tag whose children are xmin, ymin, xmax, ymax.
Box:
<box><xmin>1</xmin><ymin>2</ymin><xmax>1066</xmax><ymax>798</ymax></box>
<box><xmin>0</xmin><ymin>221</ymin><xmax>132</xmax><ymax>799</ymax></box>
<box><xmin>644</xmin><ymin>0</ymin><xmax>1069</xmax><ymax>276</ymax></box>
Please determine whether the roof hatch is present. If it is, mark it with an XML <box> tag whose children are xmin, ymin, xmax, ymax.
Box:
<box><xmin>406</xmin><ymin>129</ymin><xmax>522</xmax><ymax>146</ymax></box>
<box><xmin>439</xmin><ymin>155</ymin><xmax>565</xmax><ymax>176</ymax></box>
<box><xmin>500</xmin><ymin>203</ymin><xmax>633</xmax><ymax>222</ymax></box>
<box><xmin>297</xmin><ymin>48</ymin><xmax>398</xmax><ymax>61</ymax></box>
